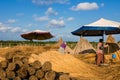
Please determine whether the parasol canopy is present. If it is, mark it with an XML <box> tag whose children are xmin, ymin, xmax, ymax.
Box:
<box><xmin>71</xmin><ymin>18</ymin><xmax>120</xmax><ymax>37</ymax></box>
<box><xmin>21</xmin><ymin>30</ymin><xmax>54</xmax><ymax>40</ymax></box>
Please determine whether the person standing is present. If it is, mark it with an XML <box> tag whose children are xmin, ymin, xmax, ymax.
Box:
<box><xmin>96</xmin><ymin>39</ymin><xmax>108</xmax><ymax>66</ymax></box>
<box><xmin>59</xmin><ymin>42</ymin><xmax>67</xmax><ymax>54</ymax></box>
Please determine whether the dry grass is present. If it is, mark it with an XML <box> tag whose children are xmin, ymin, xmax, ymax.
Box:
<box><xmin>0</xmin><ymin>42</ymin><xmax>120</xmax><ymax>80</ymax></box>
<box><xmin>29</xmin><ymin>51</ymin><xmax>100</xmax><ymax>79</ymax></box>
<box><xmin>73</xmin><ymin>37</ymin><xmax>96</xmax><ymax>54</ymax></box>
<box><xmin>0</xmin><ymin>45</ymin><xmax>49</xmax><ymax>58</ymax></box>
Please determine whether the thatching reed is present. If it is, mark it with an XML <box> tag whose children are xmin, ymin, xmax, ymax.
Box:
<box><xmin>0</xmin><ymin>50</ymin><xmax>75</xmax><ymax>80</ymax></box>
<box><xmin>35</xmin><ymin>69</ymin><xmax>44</xmax><ymax>79</ymax></box>
<box><xmin>42</xmin><ymin>61</ymin><xmax>52</xmax><ymax>72</ymax></box>
<box><xmin>17</xmin><ymin>67</ymin><xmax>28</xmax><ymax>79</ymax></box>
<box><xmin>0</xmin><ymin>46</ymin><xmax>48</xmax><ymax>59</ymax></box>
<box><xmin>40</xmin><ymin>78</ymin><xmax>46</xmax><ymax>80</ymax></box>
<box><xmin>29</xmin><ymin>51</ymin><xmax>99</xmax><ymax>78</ymax></box>
<box><xmin>0</xmin><ymin>68</ymin><xmax>6</xmax><ymax>78</ymax></box>
<box><xmin>0</xmin><ymin>60</ymin><xmax>8</xmax><ymax>69</ymax></box>
<box><xmin>65</xmin><ymin>46</ymin><xmax>73</xmax><ymax>54</ymax></box>
<box><xmin>53</xmin><ymin>37</ymin><xmax>63</xmax><ymax>48</ymax></box>
<box><xmin>5</xmin><ymin>52</ymin><xmax>14</xmax><ymax>62</ymax></box>
<box><xmin>29</xmin><ymin>75</ymin><xmax>38</xmax><ymax>80</ymax></box>
<box><xmin>27</xmin><ymin>67</ymin><xmax>36</xmax><ymax>76</ymax></box>
<box><xmin>73</xmin><ymin>37</ymin><xmax>96</xmax><ymax>54</ymax></box>
<box><xmin>22</xmin><ymin>64</ymin><xmax>30</xmax><ymax>71</ymax></box>
<box><xmin>30</xmin><ymin>60</ymin><xmax>41</xmax><ymax>69</ymax></box>
<box><xmin>7</xmin><ymin>63</ymin><xmax>16</xmax><ymax>71</ymax></box>
<box><xmin>45</xmin><ymin>71</ymin><xmax>56</xmax><ymax>80</ymax></box>
<box><xmin>0</xmin><ymin>40</ymin><xmax>120</xmax><ymax>80</ymax></box>
<box><xmin>106</xmin><ymin>35</ymin><xmax>116</xmax><ymax>43</ymax></box>
<box><xmin>14</xmin><ymin>60</ymin><xmax>23</xmax><ymax>68</ymax></box>
<box><xmin>0</xmin><ymin>57</ymin><xmax>5</xmax><ymax>62</ymax></box>
<box><xmin>3</xmin><ymin>41</ymin><xmax>120</xmax><ymax>79</ymax></box>
<box><xmin>1</xmin><ymin>78</ymin><xmax>8</xmax><ymax>80</ymax></box>
<box><xmin>59</xmin><ymin>74</ymin><xmax>70</xmax><ymax>80</ymax></box>
<box><xmin>6</xmin><ymin>70</ymin><xmax>15</xmax><ymax>79</ymax></box>
<box><xmin>105</xmin><ymin>35</ymin><xmax>120</xmax><ymax>62</ymax></box>
<box><xmin>21</xmin><ymin>57</ymin><xmax>29</xmax><ymax>64</ymax></box>
<box><xmin>14</xmin><ymin>76</ymin><xmax>21</xmax><ymax>80</ymax></box>
<box><xmin>105</xmin><ymin>35</ymin><xmax>119</xmax><ymax>54</ymax></box>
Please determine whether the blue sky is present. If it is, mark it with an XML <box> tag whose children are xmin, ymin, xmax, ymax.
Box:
<box><xmin>0</xmin><ymin>0</ymin><xmax>120</xmax><ymax>42</ymax></box>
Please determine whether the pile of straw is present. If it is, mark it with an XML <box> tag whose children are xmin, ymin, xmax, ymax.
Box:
<box><xmin>0</xmin><ymin>46</ymin><xmax>47</xmax><ymax>58</ymax></box>
<box><xmin>53</xmin><ymin>37</ymin><xmax>63</xmax><ymax>48</ymax></box>
<box><xmin>0</xmin><ymin>50</ymin><xmax>75</xmax><ymax>80</ymax></box>
<box><xmin>73</xmin><ymin>37</ymin><xmax>96</xmax><ymax>54</ymax></box>
<box><xmin>52</xmin><ymin>37</ymin><xmax>74</xmax><ymax>54</ymax></box>
<box><xmin>105</xmin><ymin>35</ymin><xmax>120</xmax><ymax>62</ymax></box>
<box><xmin>106</xmin><ymin>35</ymin><xmax>116</xmax><ymax>43</ymax></box>
<box><xmin>65</xmin><ymin>46</ymin><xmax>73</xmax><ymax>54</ymax></box>
<box><xmin>29</xmin><ymin>51</ymin><xmax>99</xmax><ymax>78</ymax></box>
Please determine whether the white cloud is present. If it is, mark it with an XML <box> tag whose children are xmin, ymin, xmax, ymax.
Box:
<box><xmin>67</xmin><ymin>17</ymin><xmax>74</xmax><ymax>21</ymax></box>
<box><xmin>71</xmin><ymin>2</ymin><xmax>99</xmax><ymax>11</ymax></box>
<box><xmin>45</xmin><ymin>7</ymin><xmax>58</xmax><ymax>15</ymax></box>
<box><xmin>11</xmin><ymin>27</ymin><xmax>21</xmax><ymax>33</ymax></box>
<box><xmin>0</xmin><ymin>22</ymin><xmax>28</xmax><ymax>33</ymax></box>
<box><xmin>0</xmin><ymin>22</ymin><xmax>11</xmax><ymax>32</ymax></box>
<box><xmin>32</xmin><ymin>0</ymin><xmax>69</xmax><ymax>6</ymax></box>
<box><xmin>7</xmin><ymin>19</ymin><xmax>17</xmax><ymax>24</ymax></box>
<box><xmin>11</xmin><ymin>27</ymin><xmax>27</xmax><ymax>33</ymax></box>
<box><xmin>59</xmin><ymin>17</ymin><xmax>64</xmax><ymax>20</ymax></box>
<box><xmin>27</xmin><ymin>23</ymin><xmax>37</xmax><ymax>27</ymax></box>
<box><xmin>48</xmin><ymin>19</ymin><xmax>65</xmax><ymax>28</ymax></box>
<box><xmin>33</xmin><ymin>15</ymin><xmax>49</xmax><ymax>22</ymax></box>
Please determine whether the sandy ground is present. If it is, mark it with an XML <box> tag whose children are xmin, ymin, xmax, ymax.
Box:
<box><xmin>0</xmin><ymin>46</ymin><xmax>120</xmax><ymax>80</ymax></box>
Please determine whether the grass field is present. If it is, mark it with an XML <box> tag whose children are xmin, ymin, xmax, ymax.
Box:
<box><xmin>0</xmin><ymin>40</ymin><xmax>97</xmax><ymax>48</ymax></box>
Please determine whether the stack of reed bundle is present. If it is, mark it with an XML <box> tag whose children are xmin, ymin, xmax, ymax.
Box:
<box><xmin>52</xmin><ymin>37</ymin><xmax>63</xmax><ymax>49</ymax></box>
<box><xmin>105</xmin><ymin>35</ymin><xmax>120</xmax><ymax>62</ymax></box>
<box><xmin>0</xmin><ymin>51</ymin><xmax>74</xmax><ymax>80</ymax></box>
<box><xmin>73</xmin><ymin>37</ymin><xmax>96</xmax><ymax>54</ymax></box>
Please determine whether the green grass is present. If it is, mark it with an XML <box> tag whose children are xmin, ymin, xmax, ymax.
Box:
<box><xmin>0</xmin><ymin>40</ymin><xmax>119</xmax><ymax>49</ymax></box>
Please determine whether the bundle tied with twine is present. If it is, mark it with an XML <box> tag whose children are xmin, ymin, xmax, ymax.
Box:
<box><xmin>73</xmin><ymin>37</ymin><xmax>96</xmax><ymax>54</ymax></box>
<box><xmin>53</xmin><ymin>37</ymin><xmax>63</xmax><ymax>49</ymax></box>
<box><xmin>0</xmin><ymin>51</ymin><xmax>74</xmax><ymax>80</ymax></box>
<box><xmin>105</xmin><ymin>35</ymin><xmax>120</xmax><ymax>62</ymax></box>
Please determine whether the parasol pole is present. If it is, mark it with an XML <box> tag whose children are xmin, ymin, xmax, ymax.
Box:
<box><xmin>102</xmin><ymin>30</ymin><xmax>105</xmax><ymax>63</ymax></box>
<box><xmin>102</xmin><ymin>30</ymin><xmax>105</xmax><ymax>43</ymax></box>
<box><xmin>102</xmin><ymin>30</ymin><xmax>106</xmax><ymax>47</ymax></box>
<box><xmin>103</xmin><ymin>30</ymin><xmax>109</xmax><ymax>54</ymax></box>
